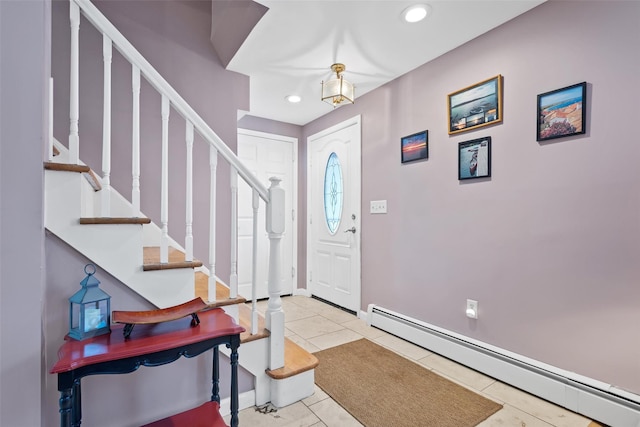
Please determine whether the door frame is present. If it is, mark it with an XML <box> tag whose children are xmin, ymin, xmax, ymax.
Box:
<box><xmin>237</xmin><ymin>128</ymin><xmax>298</xmax><ymax>296</ymax></box>
<box><xmin>306</xmin><ymin>115</ymin><xmax>362</xmax><ymax>312</ymax></box>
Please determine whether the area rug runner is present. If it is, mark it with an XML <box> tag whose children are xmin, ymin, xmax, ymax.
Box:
<box><xmin>314</xmin><ymin>338</ymin><xmax>502</xmax><ymax>427</ymax></box>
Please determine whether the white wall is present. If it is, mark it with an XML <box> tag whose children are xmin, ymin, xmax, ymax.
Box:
<box><xmin>303</xmin><ymin>0</ymin><xmax>640</xmax><ymax>395</ymax></box>
<box><xmin>0</xmin><ymin>1</ymin><xmax>48</xmax><ymax>425</ymax></box>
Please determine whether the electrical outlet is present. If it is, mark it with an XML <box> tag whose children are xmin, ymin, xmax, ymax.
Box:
<box><xmin>370</xmin><ymin>200</ymin><xmax>387</xmax><ymax>214</ymax></box>
<box><xmin>466</xmin><ymin>299</ymin><xmax>478</xmax><ymax>319</ymax></box>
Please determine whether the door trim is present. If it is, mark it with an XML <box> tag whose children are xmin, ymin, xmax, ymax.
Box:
<box><xmin>237</xmin><ymin>128</ymin><xmax>298</xmax><ymax>295</ymax></box>
<box><xmin>306</xmin><ymin>115</ymin><xmax>361</xmax><ymax>311</ymax></box>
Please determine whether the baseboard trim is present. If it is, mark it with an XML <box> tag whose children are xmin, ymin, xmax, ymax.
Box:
<box><xmin>368</xmin><ymin>304</ymin><xmax>640</xmax><ymax>427</ymax></box>
<box><xmin>219</xmin><ymin>390</ymin><xmax>255</xmax><ymax>417</ymax></box>
<box><xmin>293</xmin><ymin>287</ymin><xmax>311</xmax><ymax>297</ymax></box>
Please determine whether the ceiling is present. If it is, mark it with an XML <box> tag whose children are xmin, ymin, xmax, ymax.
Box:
<box><xmin>226</xmin><ymin>0</ymin><xmax>545</xmax><ymax>126</ymax></box>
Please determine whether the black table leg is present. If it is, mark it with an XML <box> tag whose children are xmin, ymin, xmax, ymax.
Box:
<box><xmin>59</xmin><ymin>387</ymin><xmax>73</xmax><ymax>427</ymax></box>
<box><xmin>228</xmin><ymin>336</ymin><xmax>240</xmax><ymax>427</ymax></box>
<box><xmin>211</xmin><ymin>346</ymin><xmax>220</xmax><ymax>403</ymax></box>
<box><xmin>72</xmin><ymin>379</ymin><xmax>82</xmax><ymax>427</ymax></box>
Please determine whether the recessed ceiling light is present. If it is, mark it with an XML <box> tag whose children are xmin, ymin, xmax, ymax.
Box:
<box><xmin>285</xmin><ymin>95</ymin><xmax>302</xmax><ymax>103</ymax></box>
<box><xmin>403</xmin><ymin>4</ymin><xmax>430</xmax><ymax>23</ymax></box>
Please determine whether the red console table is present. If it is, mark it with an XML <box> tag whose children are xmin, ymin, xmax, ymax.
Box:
<box><xmin>50</xmin><ymin>307</ymin><xmax>245</xmax><ymax>427</ymax></box>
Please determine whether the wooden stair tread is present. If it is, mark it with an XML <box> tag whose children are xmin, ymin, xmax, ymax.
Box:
<box><xmin>266</xmin><ymin>338</ymin><xmax>319</xmax><ymax>380</ymax></box>
<box><xmin>44</xmin><ymin>161</ymin><xmax>90</xmax><ymax>173</ymax></box>
<box><xmin>112</xmin><ymin>297</ymin><xmax>207</xmax><ymax>325</ymax></box>
<box><xmin>141</xmin><ymin>401</ymin><xmax>226</xmax><ymax>427</ymax></box>
<box><xmin>237</xmin><ymin>303</ymin><xmax>269</xmax><ymax>344</ymax></box>
<box><xmin>143</xmin><ymin>246</ymin><xmax>203</xmax><ymax>271</ymax></box>
<box><xmin>80</xmin><ymin>217</ymin><xmax>151</xmax><ymax>225</ymax></box>
<box><xmin>194</xmin><ymin>272</ymin><xmax>246</xmax><ymax>308</ymax></box>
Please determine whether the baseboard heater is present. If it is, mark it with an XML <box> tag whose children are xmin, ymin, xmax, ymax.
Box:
<box><xmin>368</xmin><ymin>305</ymin><xmax>640</xmax><ymax>427</ymax></box>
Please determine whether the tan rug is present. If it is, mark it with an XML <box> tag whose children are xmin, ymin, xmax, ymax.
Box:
<box><xmin>314</xmin><ymin>338</ymin><xmax>502</xmax><ymax>427</ymax></box>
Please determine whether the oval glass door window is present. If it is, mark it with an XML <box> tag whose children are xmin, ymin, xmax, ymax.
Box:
<box><xmin>323</xmin><ymin>152</ymin><xmax>343</xmax><ymax>234</ymax></box>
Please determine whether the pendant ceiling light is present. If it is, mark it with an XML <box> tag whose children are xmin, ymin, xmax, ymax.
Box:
<box><xmin>321</xmin><ymin>63</ymin><xmax>355</xmax><ymax>107</ymax></box>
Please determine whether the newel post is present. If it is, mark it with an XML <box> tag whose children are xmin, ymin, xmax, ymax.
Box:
<box><xmin>266</xmin><ymin>177</ymin><xmax>285</xmax><ymax>370</ymax></box>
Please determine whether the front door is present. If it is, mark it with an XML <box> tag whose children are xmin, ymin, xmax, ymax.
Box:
<box><xmin>307</xmin><ymin>116</ymin><xmax>361</xmax><ymax>313</ymax></box>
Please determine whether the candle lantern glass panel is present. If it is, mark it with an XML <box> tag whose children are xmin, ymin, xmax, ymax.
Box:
<box><xmin>69</xmin><ymin>264</ymin><xmax>111</xmax><ymax>340</ymax></box>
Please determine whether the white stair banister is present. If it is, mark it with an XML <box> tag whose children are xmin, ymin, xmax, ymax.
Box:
<box><xmin>208</xmin><ymin>146</ymin><xmax>218</xmax><ymax>302</ymax></box>
<box><xmin>230</xmin><ymin>168</ymin><xmax>238</xmax><ymax>299</ymax></box>
<box><xmin>266</xmin><ymin>177</ymin><xmax>285</xmax><ymax>369</ymax></box>
<box><xmin>69</xmin><ymin>1</ymin><xmax>80</xmax><ymax>164</ymax></box>
<box><xmin>185</xmin><ymin>121</ymin><xmax>194</xmax><ymax>262</ymax></box>
<box><xmin>160</xmin><ymin>95</ymin><xmax>170</xmax><ymax>264</ymax></box>
<box><xmin>131</xmin><ymin>65</ymin><xmax>141</xmax><ymax>217</ymax></box>
<box><xmin>251</xmin><ymin>189</ymin><xmax>259</xmax><ymax>335</ymax></box>
<box><xmin>101</xmin><ymin>34</ymin><xmax>112</xmax><ymax>217</ymax></box>
<box><xmin>49</xmin><ymin>77</ymin><xmax>54</xmax><ymax>161</ymax></box>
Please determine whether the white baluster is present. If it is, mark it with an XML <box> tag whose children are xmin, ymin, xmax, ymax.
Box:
<box><xmin>185</xmin><ymin>121</ymin><xmax>194</xmax><ymax>262</ymax></box>
<box><xmin>48</xmin><ymin>77</ymin><xmax>53</xmax><ymax>161</ymax></box>
<box><xmin>131</xmin><ymin>65</ymin><xmax>141</xmax><ymax>217</ymax></box>
<box><xmin>69</xmin><ymin>1</ymin><xmax>80</xmax><ymax>164</ymax></box>
<box><xmin>160</xmin><ymin>95</ymin><xmax>170</xmax><ymax>263</ymax></box>
<box><xmin>230</xmin><ymin>168</ymin><xmax>238</xmax><ymax>299</ymax></box>
<box><xmin>101</xmin><ymin>34</ymin><xmax>112</xmax><ymax>217</ymax></box>
<box><xmin>266</xmin><ymin>177</ymin><xmax>285</xmax><ymax>369</ymax></box>
<box><xmin>251</xmin><ymin>189</ymin><xmax>259</xmax><ymax>335</ymax></box>
<box><xmin>208</xmin><ymin>146</ymin><xmax>218</xmax><ymax>302</ymax></box>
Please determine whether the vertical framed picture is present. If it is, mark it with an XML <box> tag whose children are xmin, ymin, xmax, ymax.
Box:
<box><xmin>537</xmin><ymin>82</ymin><xmax>586</xmax><ymax>141</ymax></box>
<box><xmin>401</xmin><ymin>130</ymin><xmax>428</xmax><ymax>163</ymax></box>
<box><xmin>458</xmin><ymin>137</ymin><xmax>491</xmax><ymax>180</ymax></box>
<box><xmin>448</xmin><ymin>75</ymin><xmax>503</xmax><ymax>135</ymax></box>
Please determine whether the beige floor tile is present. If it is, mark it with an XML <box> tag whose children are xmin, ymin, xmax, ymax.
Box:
<box><xmin>224</xmin><ymin>401</ymin><xmax>320</xmax><ymax>427</ymax></box>
<box><xmin>282</xmin><ymin>301</ymin><xmax>320</xmax><ymax>322</ymax></box>
<box><xmin>302</xmin><ymin>385</ymin><xmax>330</xmax><ymax>407</ymax></box>
<box><xmin>286</xmin><ymin>295</ymin><xmax>325</xmax><ymax>312</ymax></box>
<box><xmin>307</xmin><ymin>328</ymin><xmax>363</xmax><ymax>351</ymax></box>
<box><xmin>341</xmin><ymin>318</ymin><xmax>387</xmax><ymax>339</ymax></box>
<box><xmin>308</xmin><ymin>398</ymin><xmax>363</xmax><ymax>427</ymax></box>
<box><xmin>483</xmin><ymin>382</ymin><xmax>593</xmax><ymax>427</ymax></box>
<box><xmin>477</xmin><ymin>404</ymin><xmax>555</xmax><ymax>427</ymax></box>
<box><xmin>287</xmin><ymin>333</ymin><xmax>322</xmax><ymax>353</ymax></box>
<box><xmin>417</xmin><ymin>353</ymin><xmax>495</xmax><ymax>391</ymax></box>
<box><xmin>315</xmin><ymin>305</ymin><xmax>358</xmax><ymax>324</ymax></box>
<box><xmin>286</xmin><ymin>315</ymin><xmax>344</xmax><ymax>339</ymax></box>
<box><xmin>310</xmin><ymin>423</ymin><xmax>328</xmax><ymax>427</ymax></box>
<box><xmin>374</xmin><ymin>333</ymin><xmax>432</xmax><ymax>360</ymax></box>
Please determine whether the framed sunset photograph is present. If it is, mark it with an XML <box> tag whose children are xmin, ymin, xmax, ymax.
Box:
<box><xmin>537</xmin><ymin>82</ymin><xmax>586</xmax><ymax>141</ymax></box>
<box><xmin>401</xmin><ymin>130</ymin><xmax>428</xmax><ymax>163</ymax></box>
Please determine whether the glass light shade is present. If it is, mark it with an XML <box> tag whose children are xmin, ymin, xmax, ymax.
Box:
<box><xmin>321</xmin><ymin>76</ymin><xmax>354</xmax><ymax>107</ymax></box>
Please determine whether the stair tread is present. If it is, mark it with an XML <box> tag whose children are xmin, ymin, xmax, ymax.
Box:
<box><xmin>266</xmin><ymin>337</ymin><xmax>319</xmax><ymax>380</ymax></box>
<box><xmin>44</xmin><ymin>161</ymin><xmax>90</xmax><ymax>173</ymax></box>
<box><xmin>237</xmin><ymin>303</ymin><xmax>269</xmax><ymax>344</ymax></box>
<box><xmin>195</xmin><ymin>272</ymin><xmax>246</xmax><ymax>308</ymax></box>
<box><xmin>143</xmin><ymin>246</ymin><xmax>203</xmax><ymax>270</ymax></box>
<box><xmin>80</xmin><ymin>217</ymin><xmax>151</xmax><ymax>225</ymax></box>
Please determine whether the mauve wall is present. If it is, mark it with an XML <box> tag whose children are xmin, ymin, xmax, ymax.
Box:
<box><xmin>52</xmin><ymin>0</ymin><xmax>250</xmax><ymax>284</ymax></box>
<box><xmin>303</xmin><ymin>1</ymin><xmax>640</xmax><ymax>394</ymax></box>
<box><xmin>0</xmin><ymin>1</ymin><xmax>47</xmax><ymax>426</ymax></box>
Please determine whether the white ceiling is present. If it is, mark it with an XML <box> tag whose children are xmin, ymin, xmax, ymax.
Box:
<box><xmin>227</xmin><ymin>0</ymin><xmax>545</xmax><ymax>126</ymax></box>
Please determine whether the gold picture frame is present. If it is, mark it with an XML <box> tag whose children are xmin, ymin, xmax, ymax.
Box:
<box><xmin>448</xmin><ymin>75</ymin><xmax>503</xmax><ymax>135</ymax></box>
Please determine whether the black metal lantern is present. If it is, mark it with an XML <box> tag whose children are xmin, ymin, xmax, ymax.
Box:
<box><xmin>68</xmin><ymin>264</ymin><xmax>111</xmax><ymax>340</ymax></box>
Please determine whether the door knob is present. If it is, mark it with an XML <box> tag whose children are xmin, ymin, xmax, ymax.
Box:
<box><xmin>344</xmin><ymin>226</ymin><xmax>356</xmax><ymax>233</ymax></box>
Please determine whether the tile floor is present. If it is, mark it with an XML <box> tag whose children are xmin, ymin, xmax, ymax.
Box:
<box><xmin>226</xmin><ymin>295</ymin><xmax>600</xmax><ymax>427</ymax></box>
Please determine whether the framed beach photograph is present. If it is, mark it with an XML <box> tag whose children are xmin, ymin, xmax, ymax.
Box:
<box><xmin>458</xmin><ymin>137</ymin><xmax>491</xmax><ymax>180</ymax></box>
<box><xmin>448</xmin><ymin>75</ymin><xmax>502</xmax><ymax>135</ymax></box>
<box><xmin>537</xmin><ymin>82</ymin><xmax>586</xmax><ymax>141</ymax></box>
<box><xmin>401</xmin><ymin>130</ymin><xmax>428</xmax><ymax>163</ymax></box>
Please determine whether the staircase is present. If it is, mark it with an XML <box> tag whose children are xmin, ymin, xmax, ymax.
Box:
<box><xmin>45</xmin><ymin>0</ymin><xmax>317</xmax><ymax>416</ymax></box>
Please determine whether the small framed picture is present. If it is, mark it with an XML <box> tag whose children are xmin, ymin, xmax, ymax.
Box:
<box><xmin>458</xmin><ymin>137</ymin><xmax>491</xmax><ymax>180</ymax></box>
<box><xmin>401</xmin><ymin>130</ymin><xmax>428</xmax><ymax>163</ymax></box>
<box><xmin>448</xmin><ymin>75</ymin><xmax>502</xmax><ymax>135</ymax></box>
<box><xmin>537</xmin><ymin>82</ymin><xmax>586</xmax><ymax>141</ymax></box>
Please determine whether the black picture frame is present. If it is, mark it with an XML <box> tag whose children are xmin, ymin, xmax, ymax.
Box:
<box><xmin>448</xmin><ymin>75</ymin><xmax>502</xmax><ymax>135</ymax></box>
<box><xmin>458</xmin><ymin>137</ymin><xmax>491</xmax><ymax>180</ymax></box>
<box><xmin>537</xmin><ymin>82</ymin><xmax>586</xmax><ymax>141</ymax></box>
<box><xmin>401</xmin><ymin>130</ymin><xmax>428</xmax><ymax>163</ymax></box>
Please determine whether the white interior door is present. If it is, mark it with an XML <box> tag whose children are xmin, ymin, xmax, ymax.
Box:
<box><xmin>237</xmin><ymin>129</ymin><xmax>297</xmax><ymax>300</ymax></box>
<box><xmin>307</xmin><ymin>116</ymin><xmax>361</xmax><ymax>313</ymax></box>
